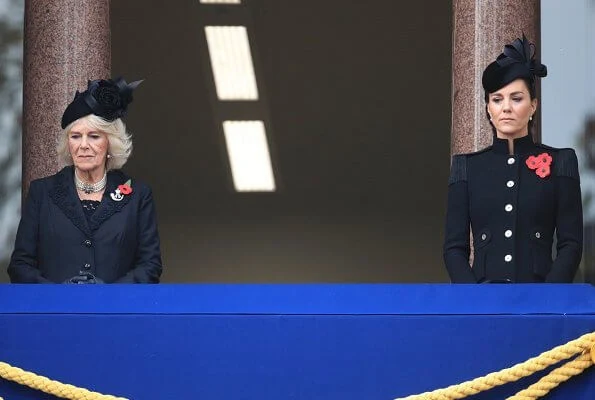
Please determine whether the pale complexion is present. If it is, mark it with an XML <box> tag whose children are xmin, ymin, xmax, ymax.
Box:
<box><xmin>487</xmin><ymin>78</ymin><xmax>537</xmax><ymax>154</ymax></box>
<box><xmin>68</xmin><ymin>119</ymin><xmax>109</xmax><ymax>201</ymax></box>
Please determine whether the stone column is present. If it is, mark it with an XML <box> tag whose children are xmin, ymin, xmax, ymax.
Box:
<box><xmin>22</xmin><ymin>0</ymin><xmax>110</xmax><ymax>194</ymax></box>
<box><xmin>451</xmin><ymin>0</ymin><xmax>541</xmax><ymax>155</ymax></box>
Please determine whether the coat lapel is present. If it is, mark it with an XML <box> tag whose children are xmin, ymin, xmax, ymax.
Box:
<box><xmin>88</xmin><ymin>170</ymin><xmax>132</xmax><ymax>232</ymax></box>
<box><xmin>49</xmin><ymin>166</ymin><xmax>91</xmax><ymax>237</ymax></box>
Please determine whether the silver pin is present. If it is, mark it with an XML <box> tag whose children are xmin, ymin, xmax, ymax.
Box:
<box><xmin>110</xmin><ymin>189</ymin><xmax>124</xmax><ymax>202</ymax></box>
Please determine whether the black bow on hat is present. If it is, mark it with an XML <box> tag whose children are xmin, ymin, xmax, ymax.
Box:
<box><xmin>482</xmin><ymin>34</ymin><xmax>547</xmax><ymax>94</ymax></box>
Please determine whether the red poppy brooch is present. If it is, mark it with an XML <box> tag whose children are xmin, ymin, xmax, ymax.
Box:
<box><xmin>110</xmin><ymin>179</ymin><xmax>133</xmax><ymax>201</ymax></box>
<box><xmin>526</xmin><ymin>153</ymin><xmax>552</xmax><ymax>178</ymax></box>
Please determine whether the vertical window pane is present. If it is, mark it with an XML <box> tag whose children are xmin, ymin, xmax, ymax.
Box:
<box><xmin>205</xmin><ymin>26</ymin><xmax>258</xmax><ymax>100</ymax></box>
<box><xmin>223</xmin><ymin>121</ymin><xmax>276</xmax><ymax>192</ymax></box>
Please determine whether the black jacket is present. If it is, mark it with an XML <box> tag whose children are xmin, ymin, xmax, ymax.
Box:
<box><xmin>443</xmin><ymin>135</ymin><xmax>582</xmax><ymax>283</ymax></box>
<box><xmin>8</xmin><ymin>166</ymin><xmax>163</xmax><ymax>283</ymax></box>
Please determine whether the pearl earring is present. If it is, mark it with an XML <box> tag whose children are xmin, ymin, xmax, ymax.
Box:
<box><xmin>529</xmin><ymin>116</ymin><xmax>533</xmax><ymax>121</ymax></box>
<box><xmin>107</xmin><ymin>154</ymin><xmax>112</xmax><ymax>159</ymax></box>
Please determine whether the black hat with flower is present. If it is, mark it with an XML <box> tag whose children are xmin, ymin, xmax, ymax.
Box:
<box><xmin>482</xmin><ymin>34</ymin><xmax>547</xmax><ymax>94</ymax></box>
<box><xmin>61</xmin><ymin>77</ymin><xmax>143</xmax><ymax>129</ymax></box>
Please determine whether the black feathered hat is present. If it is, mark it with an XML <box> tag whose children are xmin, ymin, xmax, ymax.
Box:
<box><xmin>482</xmin><ymin>34</ymin><xmax>547</xmax><ymax>94</ymax></box>
<box><xmin>61</xmin><ymin>77</ymin><xmax>143</xmax><ymax>129</ymax></box>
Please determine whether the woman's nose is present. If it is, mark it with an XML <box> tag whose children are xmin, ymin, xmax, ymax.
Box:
<box><xmin>502</xmin><ymin>99</ymin><xmax>512</xmax><ymax>111</ymax></box>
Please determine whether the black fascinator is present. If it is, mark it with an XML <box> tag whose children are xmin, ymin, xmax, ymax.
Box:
<box><xmin>482</xmin><ymin>34</ymin><xmax>547</xmax><ymax>94</ymax></box>
<box><xmin>61</xmin><ymin>77</ymin><xmax>143</xmax><ymax>129</ymax></box>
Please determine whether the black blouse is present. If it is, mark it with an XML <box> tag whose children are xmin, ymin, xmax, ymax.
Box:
<box><xmin>81</xmin><ymin>200</ymin><xmax>101</xmax><ymax>221</ymax></box>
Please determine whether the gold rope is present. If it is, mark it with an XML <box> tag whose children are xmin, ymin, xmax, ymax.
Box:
<box><xmin>1</xmin><ymin>332</ymin><xmax>593</xmax><ymax>400</ymax></box>
<box><xmin>394</xmin><ymin>331</ymin><xmax>594</xmax><ymax>400</ymax></box>
<box><xmin>0</xmin><ymin>361</ymin><xmax>128</xmax><ymax>400</ymax></box>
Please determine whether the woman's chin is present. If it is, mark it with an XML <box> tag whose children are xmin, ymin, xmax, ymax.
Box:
<box><xmin>74</xmin><ymin>164</ymin><xmax>103</xmax><ymax>173</ymax></box>
<box><xmin>497</xmin><ymin>129</ymin><xmax>527</xmax><ymax>138</ymax></box>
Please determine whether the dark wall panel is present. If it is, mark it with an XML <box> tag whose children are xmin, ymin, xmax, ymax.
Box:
<box><xmin>111</xmin><ymin>0</ymin><xmax>453</xmax><ymax>282</ymax></box>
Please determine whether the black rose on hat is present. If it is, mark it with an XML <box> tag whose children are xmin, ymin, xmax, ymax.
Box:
<box><xmin>91</xmin><ymin>80</ymin><xmax>124</xmax><ymax>120</ymax></box>
<box><xmin>61</xmin><ymin>77</ymin><xmax>143</xmax><ymax>129</ymax></box>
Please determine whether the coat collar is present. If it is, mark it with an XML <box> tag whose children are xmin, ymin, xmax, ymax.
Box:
<box><xmin>492</xmin><ymin>134</ymin><xmax>535</xmax><ymax>155</ymax></box>
<box><xmin>49</xmin><ymin>166</ymin><xmax>132</xmax><ymax>236</ymax></box>
<box><xmin>89</xmin><ymin>169</ymin><xmax>132</xmax><ymax>232</ymax></box>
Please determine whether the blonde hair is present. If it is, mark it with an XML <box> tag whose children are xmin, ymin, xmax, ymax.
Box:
<box><xmin>57</xmin><ymin>114</ymin><xmax>133</xmax><ymax>170</ymax></box>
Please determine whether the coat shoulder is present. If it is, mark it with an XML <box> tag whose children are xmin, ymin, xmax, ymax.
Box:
<box><xmin>448</xmin><ymin>147</ymin><xmax>492</xmax><ymax>185</ymax></box>
<box><xmin>535</xmin><ymin>144</ymin><xmax>580</xmax><ymax>180</ymax></box>
<box><xmin>462</xmin><ymin>146</ymin><xmax>492</xmax><ymax>158</ymax></box>
<box><xmin>29</xmin><ymin>167</ymin><xmax>71</xmax><ymax>193</ymax></box>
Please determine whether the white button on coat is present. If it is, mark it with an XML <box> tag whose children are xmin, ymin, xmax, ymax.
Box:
<box><xmin>505</xmin><ymin>230</ymin><xmax>513</xmax><ymax>238</ymax></box>
<box><xmin>505</xmin><ymin>204</ymin><xmax>513</xmax><ymax>212</ymax></box>
<box><xmin>507</xmin><ymin>180</ymin><xmax>515</xmax><ymax>188</ymax></box>
<box><xmin>504</xmin><ymin>255</ymin><xmax>512</xmax><ymax>262</ymax></box>
<box><xmin>507</xmin><ymin>158</ymin><xmax>515</xmax><ymax>165</ymax></box>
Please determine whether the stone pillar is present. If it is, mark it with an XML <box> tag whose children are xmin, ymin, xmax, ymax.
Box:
<box><xmin>22</xmin><ymin>0</ymin><xmax>110</xmax><ymax>194</ymax></box>
<box><xmin>451</xmin><ymin>0</ymin><xmax>541</xmax><ymax>155</ymax></box>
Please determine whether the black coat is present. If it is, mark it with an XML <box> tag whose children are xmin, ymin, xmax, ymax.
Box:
<box><xmin>8</xmin><ymin>166</ymin><xmax>163</xmax><ymax>283</ymax></box>
<box><xmin>443</xmin><ymin>135</ymin><xmax>582</xmax><ymax>283</ymax></box>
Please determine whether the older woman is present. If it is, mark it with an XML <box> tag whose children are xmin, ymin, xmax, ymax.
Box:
<box><xmin>9</xmin><ymin>77</ymin><xmax>163</xmax><ymax>283</ymax></box>
<box><xmin>443</xmin><ymin>35</ymin><xmax>583</xmax><ymax>283</ymax></box>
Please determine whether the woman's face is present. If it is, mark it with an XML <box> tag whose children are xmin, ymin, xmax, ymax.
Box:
<box><xmin>487</xmin><ymin>79</ymin><xmax>537</xmax><ymax>139</ymax></box>
<box><xmin>68</xmin><ymin>119</ymin><xmax>109</xmax><ymax>175</ymax></box>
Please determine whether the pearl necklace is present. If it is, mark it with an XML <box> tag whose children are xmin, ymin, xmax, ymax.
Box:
<box><xmin>75</xmin><ymin>171</ymin><xmax>107</xmax><ymax>194</ymax></box>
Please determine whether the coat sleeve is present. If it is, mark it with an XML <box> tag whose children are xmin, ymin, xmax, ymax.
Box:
<box><xmin>114</xmin><ymin>185</ymin><xmax>163</xmax><ymax>283</ymax></box>
<box><xmin>443</xmin><ymin>155</ymin><xmax>477</xmax><ymax>283</ymax></box>
<box><xmin>8</xmin><ymin>180</ymin><xmax>52</xmax><ymax>283</ymax></box>
<box><xmin>546</xmin><ymin>149</ymin><xmax>583</xmax><ymax>283</ymax></box>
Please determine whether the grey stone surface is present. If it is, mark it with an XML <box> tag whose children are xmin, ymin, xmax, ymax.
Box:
<box><xmin>23</xmin><ymin>0</ymin><xmax>110</xmax><ymax>192</ymax></box>
<box><xmin>452</xmin><ymin>0</ymin><xmax>540</xmax><ymax>155</ymax></box>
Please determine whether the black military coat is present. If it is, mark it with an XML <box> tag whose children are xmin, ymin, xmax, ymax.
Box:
<box><xmin>443</xmin><ymin>134</ymin><xmax>582</xmax><ymax>283</ymax></box>
<box><xmin>8</xmin><ymin>166</ymin><xmax>163</xmax><ymax>283</ymax></box>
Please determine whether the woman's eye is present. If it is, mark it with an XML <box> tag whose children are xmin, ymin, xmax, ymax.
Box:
<box><xmin>512</xmin><ymin>97</ymin><xmax>522</xmax><ymax>102</ymax></box>
<box><xmin>69</xmin><ymin>134</ymin><xmax>80</xmax><ymax>139</ymax></box>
